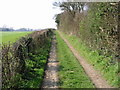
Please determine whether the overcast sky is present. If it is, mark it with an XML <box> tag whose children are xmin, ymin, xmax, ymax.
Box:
<box><xmin>0</xmin><ymin>0</ymin><xmax>62</xmax><ymax>29</ymax></box>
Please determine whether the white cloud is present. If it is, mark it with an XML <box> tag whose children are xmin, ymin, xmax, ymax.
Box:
<box><xmin>0</xmin><ymin>0</ymin><xmax>61</xmax><ymax>29</ymax></box>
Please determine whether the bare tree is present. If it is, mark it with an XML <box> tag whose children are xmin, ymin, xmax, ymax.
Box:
<box><xmin>53</xmin><ymin>1</ymin><xmax>86</xmax><ymax>13</ymax></box>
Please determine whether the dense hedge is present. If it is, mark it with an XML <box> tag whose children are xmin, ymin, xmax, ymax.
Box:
<box><xmin>1</xmin><ymin>29</ymin><xmax>53</xmax><ymax>88</ymax></box>
<box><xmin>56</xmin><ymin>2</ymin><xmax>119</xmax><ymax>64</ymax></box>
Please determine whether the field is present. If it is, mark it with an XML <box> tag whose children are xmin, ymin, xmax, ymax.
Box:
<box><xmin>0</xmin><ymin>31</ymin><xmax>32</xmax><ymax>44</ymax></box>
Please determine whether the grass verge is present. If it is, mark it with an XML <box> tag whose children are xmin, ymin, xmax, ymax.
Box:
<box><xmin>56</xmin><ymin>31</ymin><xmax>94</xmax><ymax>88</ymax></box>
<box><xmin>59</xmin><ymin>31</ymin><xmax>118</xmax><ymax>87</ymax></box>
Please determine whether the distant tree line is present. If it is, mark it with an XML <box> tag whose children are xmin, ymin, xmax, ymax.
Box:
<box><xmin>0</xmin><ymin>27</ymin><xmax>33</xmax><ymax>31</ymax></box>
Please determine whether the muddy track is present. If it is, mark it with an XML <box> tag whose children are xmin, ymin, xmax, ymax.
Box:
<box><xmin>42</xmin><ymin>34</ymin><xmax>59</xmax><ymax>88</ymax></box>
<box><xmin>58</xmin><ymin>31</ymin><xmax>113</xmax><ymax>88</ymax></box>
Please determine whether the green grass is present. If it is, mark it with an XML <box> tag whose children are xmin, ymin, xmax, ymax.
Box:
<box><xmin>0</xmin><ymin>31</ymin><xmax>32</xmax><ymax>44</ymax></box>
<box><xmin>60</xmin><ymin>31</ymin><xmax>119</xmax><ymax>87</ymax></box>
<box><xmin>56</xmin><ymin>31</ymin><xmax>94</xmax><ymax>88</ymax></box>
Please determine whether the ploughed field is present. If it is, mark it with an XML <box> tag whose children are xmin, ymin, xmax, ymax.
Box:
<box><xmin>0</xmin><ymin>31</ymin><xmax>32</xmax><ymax>44</ymax></box>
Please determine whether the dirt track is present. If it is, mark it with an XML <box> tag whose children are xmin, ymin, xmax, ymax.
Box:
<box><xmin>58</xmin><ymin>31</ymin><xmax>113</xmax><ymax>88</ymax></box>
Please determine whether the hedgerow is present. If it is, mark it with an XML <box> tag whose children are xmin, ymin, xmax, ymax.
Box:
<box><xmin>55</xmin><ymin>2</ymin><xmax>119</xmax><ymax>87</ymax></box>
<box><xmin>1</xmin><ymin>29</ymin><xmax>53</xmax><ymax>88</ymax></box>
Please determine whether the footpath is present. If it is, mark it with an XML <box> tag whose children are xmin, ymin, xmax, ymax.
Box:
<box><xmin>58</xmin><ymin>31</ymin><xmax>113</xmax><ymax>88</ymax></box>
<box><xmin>42</xmin><ymin>35</ymin><xmax>59</xmax><ymax>88</ymax></box>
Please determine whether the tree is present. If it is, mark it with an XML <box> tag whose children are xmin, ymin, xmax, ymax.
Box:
<box><xmin>53</xmin><ymin>1</ymin><xmax>86</xmax><ymax>13</ymax></box>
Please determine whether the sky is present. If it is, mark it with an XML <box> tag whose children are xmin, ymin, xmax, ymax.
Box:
<box><xmin>0</xmin><ymin>0</ymin><xmax>62</xmax><ymax>29</ymax></box>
